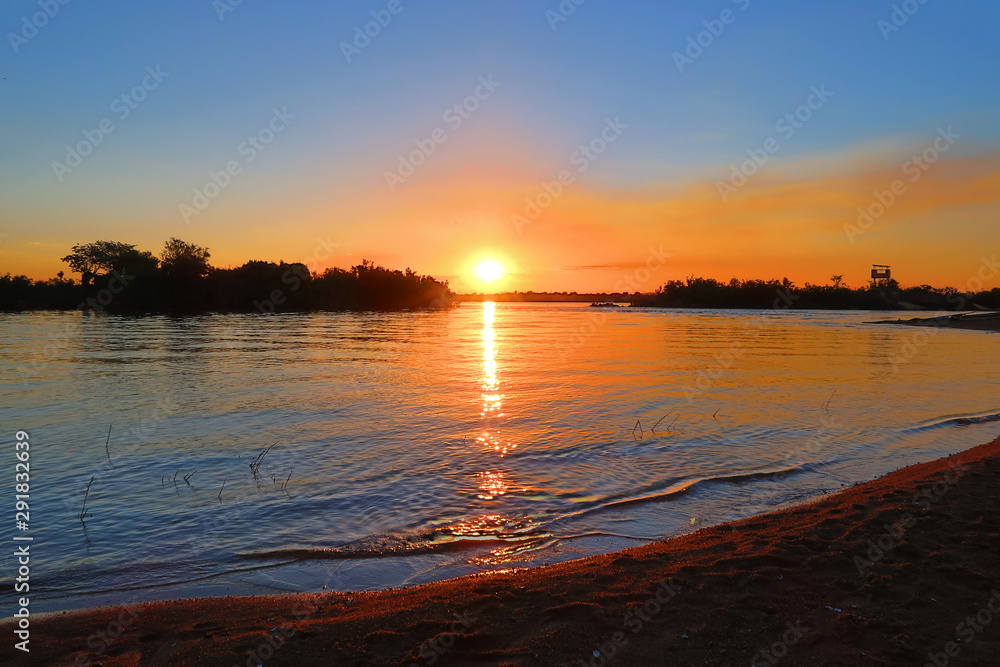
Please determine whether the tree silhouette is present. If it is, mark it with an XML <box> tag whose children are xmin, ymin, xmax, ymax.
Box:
<box><xmin>161</xmin><ymin>238</ymin><xmax>211</xmax><ymax>280</ymax></box>
<box><xmin>61</xmin><ymin>241</ymin><xmax>158</xmax><ymax>286</ymax></box>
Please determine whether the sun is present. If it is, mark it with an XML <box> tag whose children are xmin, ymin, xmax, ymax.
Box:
<box><xmin>475</xmin><ymin>260</ymin><xmax>504</xmax><ymax>283</ymax></box>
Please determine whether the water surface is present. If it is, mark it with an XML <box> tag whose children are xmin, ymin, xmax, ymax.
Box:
<box><xmin>1</xmin><ymin>304</ymin><xmax>998</xmax><ymax>613</ymax></box>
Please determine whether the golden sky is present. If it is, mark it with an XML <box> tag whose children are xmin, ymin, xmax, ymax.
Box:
<box><xmin>6</xmin><ymin>141</ymin><xmax>998</xmax><ymax>293</ymax></box>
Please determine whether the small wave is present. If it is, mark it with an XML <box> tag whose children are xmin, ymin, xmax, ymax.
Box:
<box><xmin>711</xmin><ymin>466</ymin><xmax>806</xmax><ymax>484</ymax></box>
<box><xmin>587</xmin><ymin>464</ymin><xmax>805</xmax><ymax>512</ymax></box>
<box><xmin>903</xmin><ymin>411</ymin><xmax>1000</xmax><ymax>433</ymax></box>
<box><xmin>552</xmin><ymin>530</ymin><xmax>654</xmax><ymax>542</ymax></box>
<box><xmin>241</xmin><ymin>467</ymin><xmax>808</xmax><ymax>563</ymax></box>
<box><xmin>239</xmin><ymin>526</ymin><xmax>552</xmax><ymax>562</ymax></box>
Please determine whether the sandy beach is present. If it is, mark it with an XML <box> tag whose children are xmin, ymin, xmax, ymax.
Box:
<box><xmin>6</xmin><ymin>436</ymin><xmax>1000</xmax><ymax>666</ymax></box>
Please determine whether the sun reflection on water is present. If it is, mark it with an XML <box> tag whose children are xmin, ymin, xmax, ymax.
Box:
<box><xmin>478</xmin><ymin>302</ymin><xmax>514</xmax><ymax>455</ymax></box>
<box><xmin>440</xmin><ymin>301</ymin><xmax>553</xmax><ymax>566</ymax></box>
<box><xmin>480</xmin><ymin>304</ymin><xmax>502</xmax><ymax>418</ymax></box>
<box><xmin>477</xmin><ymin>470</ymin><xmax>508</xmax><ymax>500</ymax></box>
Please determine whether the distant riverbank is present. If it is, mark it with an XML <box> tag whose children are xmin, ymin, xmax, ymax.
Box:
<box><xmin>461</xmin><ymin>277</ymin><xmax>1000</xmax><ymax>311</ymax></box>
<box><xmin>870</xmin><ymin>311</ymin><xmax>1000</xmax><ymax>332</ymax></box>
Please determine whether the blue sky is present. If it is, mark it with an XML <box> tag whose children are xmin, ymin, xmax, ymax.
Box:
<box><xmin>2</xmin><ymin>0</ymin><xmax>999</xmax><ymax>290</ymax></box>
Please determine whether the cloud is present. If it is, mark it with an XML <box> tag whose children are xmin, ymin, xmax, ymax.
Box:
<box><xmin>560</xmin><ymin>264</ymin><xmax>624</xmax><ymax>271</ymax></box>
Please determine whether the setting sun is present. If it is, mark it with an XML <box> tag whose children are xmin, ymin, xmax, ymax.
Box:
<box><xmin>475</xmin><ymin>259</ymin><xmax>505</xmax><ymax>283</ymax></box>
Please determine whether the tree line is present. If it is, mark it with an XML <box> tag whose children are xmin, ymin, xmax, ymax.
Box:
<box><xmin>633</xmin><ymin>276</ymin><xmax>1000</xmax><ymax>311</ymax></box>
<box><xmin>0</xmin><ymin>239</ymin><xmax>454</xmax><ymax>313</ymax></box>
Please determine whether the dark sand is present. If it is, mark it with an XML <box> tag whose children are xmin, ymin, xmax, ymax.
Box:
<box><xmin>6</xmin><ymin>437</ymin><xmax>1000</xmax><ymax>666</ymax></box>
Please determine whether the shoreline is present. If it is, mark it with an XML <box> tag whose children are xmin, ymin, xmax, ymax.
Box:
<box><xmin>6</xmin><ymin>437</ymin><xmax>1000</xmax><ymax>665</ymax></box>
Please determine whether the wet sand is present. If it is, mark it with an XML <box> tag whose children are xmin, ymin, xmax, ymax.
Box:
<box><xmin>6</xmin><ymin>436</ymin><xmax>1000</xmax><ymax>666</ymax></box>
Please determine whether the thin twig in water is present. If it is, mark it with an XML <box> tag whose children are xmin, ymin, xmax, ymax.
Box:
<box><xmin>281</xmin><ymin>469</ymin><xmax>293</xmax><ymax>493</ymax></box>
<box><xmin>249</xmin><ymin>442</ymin><xmax>278</xmax><ymax>477</ymax></box>
<box><xmin>712</xmin><ymin>409</ymin><xmax>720</xmax><ymax>421</ymax></box>
<box><xmin>183</xmin><ymin>470</ymin><xmax>197</xmax><ymax>485</ymax></box>
<box><xmin>822</xmin><ymin>389</ymin><xmax>837</xmax><ymax>413</ymax></box>
<box><xmin>173</xmin><ymin>468</ymin><xmax>180</xmax><ymax>488</ymax></box>
<box><xmin>651</xmin><ymin>414</ymin><xmax>669</xmax><ymax>433</ymax></box>
<box><xmin>632</xmin><ymin>419</ymin><xmax>644</xmax><ymax>442</ymax></box>
<box><xmin>104</xmin><ymin>424</ymin><xmax>113</xmax><ymax>467</ymax></box>
<box><xmin>79</xmin><ymin>476</ymin><xmax>95</xmax><ymax>522</ymax></box>
<box><xmin>80</xmin><ymin>521</ymin><xmax>92</xmax><ymax>547</ymax></box>
<box><xmin>218</xmin><ymin>478</ymin><xmax>227</xmax><ymax>502</ymax></box>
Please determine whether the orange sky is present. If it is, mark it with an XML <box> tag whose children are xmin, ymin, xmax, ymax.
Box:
<box><xmin>5</xmin><ymin>140</ymin><xmax>999</xmax><ymax>294</ymax></box>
